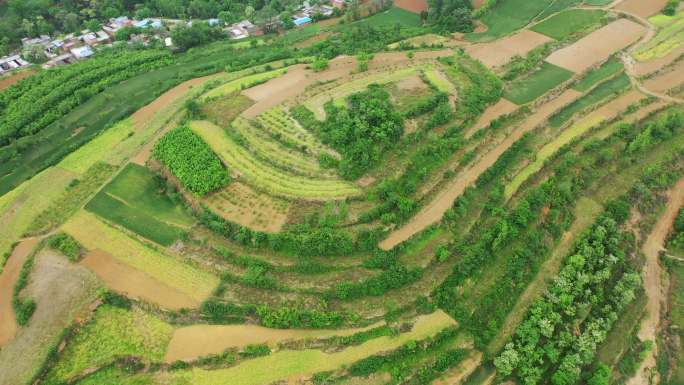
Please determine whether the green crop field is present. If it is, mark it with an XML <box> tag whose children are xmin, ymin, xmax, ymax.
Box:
<box><xmin>573</xmin><ymin>59</ymin><xmax>624</xmax><ymax>92</ymax></box>
<box><xmin>504</xmin><ymin>62</ymin><xmax>574</xmax><ymax>105</ymax></box>
<box><xmin>85</xmin><ymin>163</ymin><xmax>195</xmax><ymax>246</ymax></box>
<box><xmin>530</xmin><ymin>9</ymin><xmax>606</xmax><ymax>41</ymax></box>
<box><xmin>550</xmin><ymin>73</ymin><xmax>631</xmax><ymax>127</ymax></box>
<box><xmin>4</xmin><ymin>5</ymin><xmax>684</xmax><ymax>385</ymax></box>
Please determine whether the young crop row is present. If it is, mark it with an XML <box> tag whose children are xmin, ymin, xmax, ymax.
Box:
<box><xmin>190</xmin><ymin>120</ymin><xmax>361</xmax><ymax>200</ymax></box>
<box><xmin>255</xmin><ymin>108</ymin><xmax>331</xmax><ymax>156</ymax></box>
<box><xmin>0</xmin><ymin>49</ymin><xmax>172</xmax><ymax>146</ymax></box>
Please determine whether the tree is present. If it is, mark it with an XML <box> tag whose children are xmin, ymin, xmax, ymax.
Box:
<box><xmin>280</xmin><ymin>11</ymin><xmax>295</xmax><ymax>29</ymax></box>
<box><xmin>426</xmin><ymin>0</ymin><xmax>474</xmax><ymax>33</ymax></box>
<box><xmin>311</xmin><ymin>57</ymin><xmax>329</xmax><ymax>72</ymax></box>
<box><xmin>587</xmin><ymin>364</ymin><xmax>610</xmax><ymax>385</ymax></box>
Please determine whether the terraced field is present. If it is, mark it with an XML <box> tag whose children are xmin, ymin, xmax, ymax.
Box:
<box><xmin>2</xmin><ymin>3</ymin><xmax>684</xmax><ymax>385</ymax></box>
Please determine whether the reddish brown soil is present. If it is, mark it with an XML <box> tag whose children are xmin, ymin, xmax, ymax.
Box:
<box><xmin>466</xmin><ymin>30</ymin><xmax>552</xmax><ymax>68</ymax></box>
<box><xmin>546</xmin><ymin>19</ymin><xmax>647</xmax><ymax>73</ymax></box>
<box><xmin>394</xmin><ymin>0</ymin><xmax>428</xmax><ymax>13</ymax></box>
<box><xmin>615</xmin><ymin>0</ymin><xmax>669</xmax><ymax>18</ymax></box>
<box><xmin>0</xmin><ymin>238</ymin><xmax>38</xmax><ymax>347</ymax></box>
<box><xmin>643</xmin><ymin>61</ymin><xmax>684</xmax><ymax>93</ymax></box>
<box><xmin>80</xmin><ymin>249</ymin><xmax>199</xmax><ymax>310</ymax></box>
<box><xmin>0</xmin><ymin>69</ymin><xmax>36</xmax><ymax>92</ymax></box>
<box><xmin>466</xmin><ymin>99</ymin><xmax>518</xmax><ymax>138</ymax></box>
<box><xmin>634</xmin><ymin>46</ymin><xmax>684</xmax><ymax>76</ymax></box>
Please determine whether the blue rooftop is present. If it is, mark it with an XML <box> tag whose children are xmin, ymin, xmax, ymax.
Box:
<box><xmin>294</xmin><ymin>17</ymin><xmax>312</xmax><ymax>26</ymax></box>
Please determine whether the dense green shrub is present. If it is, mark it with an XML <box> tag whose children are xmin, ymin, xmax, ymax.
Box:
<box><xmin>47</xmin><ymin>233</ymin><xmax>82</xmax><ymax>262</ymax></box>
<box><xmin>153</xmin><ymin>126</ymin><xmax>230</xmax><ymax>196</ymax></box>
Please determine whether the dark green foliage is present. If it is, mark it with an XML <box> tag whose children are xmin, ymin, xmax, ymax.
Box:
<box><xmin>477</xmin><ymin>134</ymin><xmax>530</xmax><ymax>186</ymax></box>
<box><xmin>171</xmin><ymin>22</ymin><xmax>223</xmax><ymax>51</ymax></box>
<box><xmin>320</xmin><ymin>84</ymin><xmax>404</xmax><ymax>179</ymax></box>
<box><xmin>256</xmin><ymin>306</ymin><xmax>347</xmax><ymax>329</ymax></box>
<box><xmin>663</xmin><ymin>0</ymin><xmax>680</xmax><ymax>15</ymax></box>
<box><xmin>628</xmin><ymin>109</ymin><xmax>684</xmax><ymax>154</ymax></box>
<box><xmin>240</xmin><ymin>344</ymin><xmax>271</xmax><ymax>358</ymax></box>
<box><xmin>587</xmin><ymin>364</ymin><xmax>611</xmax><ymax>385</ymax></box>
<box><xmin>101</xmin><ymin>291</ymin><xmax>132</xmax><ymax>309</ymax></box>
<box><xmin>47</xmin><ymin>233</ymin><xmax>82</xmax><ymax>262</ymax></box>
<box><xmin>407</xmin><ymin>349</ymin><xmax>469</xmax><ymax>385</ymax></box>
<box><xmin>427</xmin><ymin>0</ymin><xmax>474</xmax><ymax>33</ymax></box>
<box><xmin>153</xmin><ymin>125</ymin><xmax>229</xmax><ymax>196</ymax></box>
<box><xmin>330</xmin><ymin>264</ymin><xmax>423</xmax><ymax>300</ymax></box>
<box><xmin>403</xmin><ymin>92</ymin><xmax>450</xmax><ymax>119</ymax></box>
<box><xmin>0</xmin><ymin>48</ymin><xmax>172</xmax><ymax>146</ymax></box>
<box><xmin>311</xmin><ymin>57</ymin><xmax>329</xmax><ymax>72</ymax></box>
<box><xmin>12</xmin><ymin>241</ymin><xmax>41</xmax><ymax>326</ymax></box>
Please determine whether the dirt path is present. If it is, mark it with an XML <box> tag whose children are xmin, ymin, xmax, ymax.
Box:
<box><xmin>0</xmin><ymin>238</ymin><xmax>38</xmax><ymax>347</ymax></box>
<box><xmin>627</xmin><ymin>176</ymin><xmax>684</xmax><ymax>385</ymax></box>
<box><xmin>379</xmin><ymin>89</ymin><xmax>582</xmax><ymax>250</ymax></box>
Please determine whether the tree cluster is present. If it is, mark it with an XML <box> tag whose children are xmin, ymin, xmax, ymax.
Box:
<box><xmin>426</xmin><ymin>0</ymin><xmax>474</xmax><ymax>33</ymax></box>
<box><xmin>153</xmin><ymin>125</ymin><xmax>230</xmax><ymax>196</ymax></box>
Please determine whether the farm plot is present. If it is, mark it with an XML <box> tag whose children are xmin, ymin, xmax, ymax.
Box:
<box><xmin>643</xmin><ymin>60</ymin><xmax>684</xmax><ymax>93</ymax></box>
<box><xmin>203</xmin><ymin>182</ymin><xmax>290</xmax><ymax>233</ymax></box>
<box><xmin>466</xmin><ymin>98</ymin><xmax>518</xmax><ymax>138</ymax></box>
<box><xmin>42</xmin><ymin>305</ymin><xmax>172</xmax><ymax>385</ymax></box>
<box><xmin>549</xmin><ymin>73</ymin><xmax>632</xmax><ymax>127</ymax></box>
<box><xmin>545</xmin><ymin>18</ymin><xmax>647</xmax><ymax>73</ymax></box>
<box><xmin>190</xmin><ymin>120</ymin><xmax>361</xmax><ymax>200</ymax></box>
<box><xmin>634</xmin><ymin>11</ymin><xmax>684</xmax><ymax>61</ymax></box>
<box><xmin>503</xmin><ymin>62</ymin><xmax>574</xmax><ymax>105</ymax></box>
<box><xmin>81</xmin><ymin>250</ymin><xmax>198</xmax><ymax>310</ymax></box>
<box><xmin>388</xmin><ymin>34</ymin><xmax>450</xmax><ymax>49</ymax></box>
<box><xmin>530</xmin><ymin>9</ymin><xmax>606</xmax><ymax>41</ymax></box>
<box><xmin>423</xmin><ymin>68</ymin><xmax>458</xmax><ymax>95</ymax></box>
<box><xmin>380</xmin><ymin>88</ymin><xmax>583</xmax><ymax>250</ymax></box>
<box><xmin>257</xmin><ymin>108</ymin><xmax>334</xmax><ymax>156</ymax></box>
<box><xmin>62</xmin><ymin>211</ymin><xmax>219</xmax><ymax>303</ymax></box>
<box><xmin>614</xmin><ymin>0</ymin><xmax>670</xmax><ymax>18</ymax></box>
<box><xmin>165</xmin><ymin>322</ymin><xmax>383</xmax><ymax>362</ymax></box>
<box><xmin>304</xmin><ymin>67</ymin><xmax>420</xmax><ymax>120</ymax></box>
<box><xmin>168</xmin><ymin>311</ymin><xmax>455</xmax><ymax>385</ymax></box>
<box><xmin>505</xmin><ymin>90</ymin><xmax>646</xmax><ymax>198</ymax></box>
<box><xmin>203</xmin><ymin>67</ymin><xmax>289</xmax><ymax>100</ymax></box>
<box><xmin>466</xmin><ymin>0</ymin><xmax>556</xmax><ymax>41</ymax></box>
<box><xmin>231</xmin><ymin>117</ymin><xmax>334</xmax><ymax>178</ymax></box>
<box><xmin>85</xmin><ymin>163</ymin><xmax>195</xmax><ymax>247</ymax></box>
<box><xmin>202</xmin><ymin>94</ymin><xmax>255</xmax><ymax>128</ymax></box>
<box><xmin>464</xmin><ymin>29</ymin><xmax>553</xmax><ymax>68</ymax></box>
<box><xmin>573</xmin><ymin>59</ymin><xmax>624</xmax><ymax>92</ymax></box>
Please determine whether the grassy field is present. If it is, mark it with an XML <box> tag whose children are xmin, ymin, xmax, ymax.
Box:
<box><xmin>573</xmin><ymin>59</ymin><xmax>624</xmax><ymax>92</ymax></box>
<box><xmin>335</xmin><ymin>7</ymin><xmax>422</xmax><ymax>30</ymax></box>
<box><xmin>203</xmin><ymin>94</ymin><xmax>255</xmax><ymax>128</ymax></box>
<box><xmin>169</xmin><ymin>311</ymin><xmax>456</xmax><ymax>385</ymax></box>
<box><xmin>505</xmin><ymin>115</ymin><xmax>605</xmax><ymax>198</ymax></box>
<box><xmin>257</xmin><ymin>108</ymin><xmax>333</xmax><ymax>155</ymax></box>
<box><xmin>549</xmin><ymin>73</ymin><xmax>631</xmax><ymax>127</ymax></box>
<box><xmin>203</xmin><ymin>68</ymin><xmax>289</xmax><ymax>99</ymax></box>
<box><xmin>635</xmin><ymin>10</ymin><xmax>684</xmax><ymax>61</ymax></box>
<box><xmin>190</xmin><ymin>120</ymin><xmax>361</xmax><ymax>200</ymax></box>
<box><xmin>85</xmin><ymin>164</ymin><xmax>195</xmax><ymax>247</ymax></box>
<box><xmin>423</xmin><ymin>67</ymin><xmax>458</xmax><ymax>95</ymax></box>
<box><xmin>58</xmin><ymin>119</ymin><xmax>134</xmax><ymax>175</ymax></box>
<box><xmin>535</xmin><ymin>0</ymin><xmax>583</xmax><ymax>20</ymax></box>
<box><xmin>530</xmin><ymin>9</ymin><xmax>606</xmax><ymax>41</ymax></box>
<box><xmin>466</xmin><ymin>0</ymin><xmax>555</xmax><ymax>41</ymax></box>
<box><xmin>43</xmin><ymin>305</ymin><xmax>172</xmax><ymax>385</ymax></box>
<box><xmin>504</xmin><ymin>62</ymin><xmax>574</xmax><ymax>105</ymax></box>
<box><xmin>62</xmin><ymin>211</ymin><xmax>218</xmax><ymax>301</ymax></box>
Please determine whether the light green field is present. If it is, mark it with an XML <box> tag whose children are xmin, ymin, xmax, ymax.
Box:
<box><xmin>466</xmin><ymin>0</ymin><xmax>557</xmax><ymax>41</ymax></box>
<box><xmin>573</xmin><ymin>59</ymin><xmax>624</xmax><ymax>92</ymax></box>
<box><xmin>59</xmin><ymin>119</ymin><xmax>134</xmax><ymax>174</ymax></box>
<box><xmin>504</xmin><ymin>62</ymin><xmax>574</xmax><ymax>105</ymax></box>
<box><xmin>0</xmin><ymin>168</ymin><xmax>75</xmax><ymax>260</ymax></box>
<box><xmin>62</xmin><ymin>211</ymin><xmax>219</xmax><ymax>301</ymax></box>
<box><xmin>256</xmin><ymin>108</ymin><xmax>333</xmax><ymax>155</ymax></box>
<box><xmin>43</xmin><ymin>305</ymin><xmax>172</xmax><ymax>385</ymax></box>
<box><xmin>635</xmin><ymin>11</ymin><xmax>684</xmax><ymax>61</ymax></box>
<box><xmin>232</xmin><ymin>117</ymin><xmax>333</xmax><ymax>178</ymax></box>
<box><xmin>423</xmin><ymin>67</ymin><xmax>458</xmax><ymax>95</ymax></box>
<box><xmin>387</xmin><ymin>34</ymin><xmax>450</xmax><ymax>49</ymax></box>
<box><xmin>304</xmin><ymin>67</ymin><xmax>420</xmax><ymax>120</ymax></box>
<box><xmin>190</xmin><ymin>120</ymin><xmax>361</xmax><ymax>200</ymax></box>
<box><xmin>505</xmin><ymin>114</ymin><xmax>605</xmax><ymax>198</ymax></box>
<box><xmin>203</xmin><ymin>68</ymin><xmax>289</xmax><ymax>99</ymax></box>
<box><xmin>170</xmin><ymin>311</ymin><xmax>456</xmax><ymax>385</ymax></box>
<box><xmin>530</xmin><ymin>9</ymin><xmax>606</xmax><ymax>41</ymax></box>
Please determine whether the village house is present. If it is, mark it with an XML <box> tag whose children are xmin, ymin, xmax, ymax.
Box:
<box><xmin>0</xmin><ymin>55</ymin><xmax>30</xmax><ymax>74</ymax></box>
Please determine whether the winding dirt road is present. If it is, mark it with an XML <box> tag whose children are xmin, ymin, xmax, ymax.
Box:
<box><xmin>627</xmin><ymin>176</ymin><xmax>684</xmax><ymax>385</ymax></box>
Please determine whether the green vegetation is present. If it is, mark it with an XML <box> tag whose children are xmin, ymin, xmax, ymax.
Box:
<box><xmin>530</xmin><ymin>9</ymin><xmax>606</xmax><ymax>40</ymax></box>
<box><xmin>550</xmin><ymin>74</ymin><xmax>631</xmax><ymax>127</ymax></box>
<box><xmin>42</xmin><ymin>305</ymin><xmax>172</xmax><ymax>385</ymax></box>
<box><xmin>504</xmin><ymin>62</ymin><xmax>574</xmax><ymax>105</ymax></box>
<box><xmin>339</xmin><ymin>7</ymin><xmax>423</xmax><ymax>29</ymax></box>
<box><xmin>319</xmin><ymin>84</ymin><xmax>405</xmax><ymax>179</ymax></box>
<box><xmin>573</xmin><ymin>59</ymin><xmax>624</xmax><ymax>92</ymax></box>
<box><xmin>85</xmin><ymin>163</ymin><xmax>195</xmax><ymax>246</ymax></box>
<box><xmin>12</xmin><ymin>241</ymin><xmax>41</xmax><ymax>326</ymax></box>
<box><xmin>467</xmin><ymin>0</ymin><xmax>555</xmax><ymax>41</ymax></box>
<box><xmin>662</xmin><ymin>261</ymin><xmax>684</xmax><ymax>385</ymax></box>
<box><xmin>47</xmin><ymin>233</ymin><xmax>82</xmax><ymax>262</ymax></box>
<box><xmin>153</xmin><ymin>125</ymin><xmax>230</xmax><ymax>196</ymax></box>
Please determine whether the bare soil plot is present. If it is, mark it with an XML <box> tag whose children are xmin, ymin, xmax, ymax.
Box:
<box><xmin>546</xmin><ymin>19</ymin><xmax>647</xmax><ymax>73</ymax></box>
<box><xmin>465</xmin><ymin>29</ymin><xmax>553</xmax><ymax>68</ymax></box>
<box><xmin>466</xmin><ymin>99</ymin><xmax>518</xmax><ymax>138</ymax></box>
<box><xmin>0</xmin><ymin>250</ymin><xmax>99</xmax><ymax>385</ymax></box>
<box><xmin>203</xmin><ymin>182</ymin><xmax>291</xmax><ymax>233</ymax></box>
<box><xmin>379</xmin><ymin>89</ymin><xmax>582</xmax><ymax>250</ymax></box>
<box><xmin>615</xmin><ymin>0</ymin><xmax>669</xmax><ymax>18</ymax></box>
<box><xmin>643</xmin><ymin>60</ymin><xmax>684</xmax><ymax>92</ymax></box>
<box><xmin>394</xmin><ymin>0</ymin><xmax>428</xmax><ymax>13</ymax></box>
<box><xmin>165</xmin><ymin>322</ymin><xmax>383</xmax><ymax>362</ymax></box>
<box><xmin>627</xmin><ymin>176</ymin><xmax>684</xmax><ymax>385</ymax></box>
<box><xmin>81</xmin><ymin>250</ymin><xmax>198</xmax><ymax>310</ymax></box>
<box><xmin>0</xmin><ymin>238</ymin><xmax>38</xmax><ymax>347</ymax></box>
<box><xmin>634</xmin><ymin>45</ymin><xmax>684</xmax><ymax>76</ymax></box>
<box><xmin>0</xmin><ymin>69</ymin><xmax>36</xmax><ymax>92</ymax></box>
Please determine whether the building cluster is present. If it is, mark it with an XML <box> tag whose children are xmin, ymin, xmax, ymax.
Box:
<box><xmin>0</xmin><ymin>0</ymin><xmax>347</xmax><ymax>76</ymax></box>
